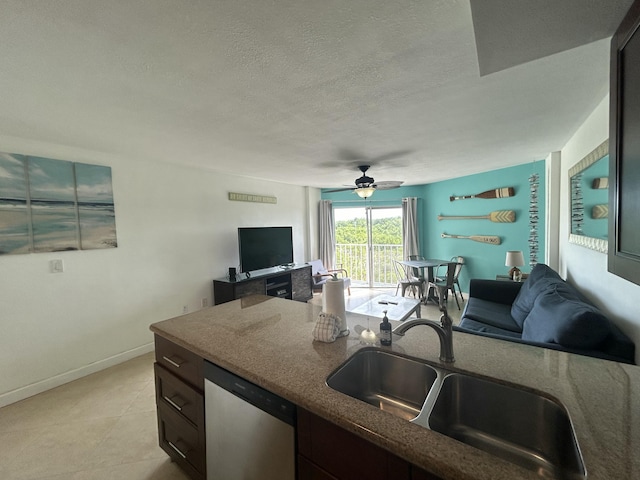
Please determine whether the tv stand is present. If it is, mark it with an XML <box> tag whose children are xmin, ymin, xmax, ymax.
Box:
<box><xmin>213</xmin><ymin>264</ymin><xmax>312</xmax><ymax>305</ymax></box>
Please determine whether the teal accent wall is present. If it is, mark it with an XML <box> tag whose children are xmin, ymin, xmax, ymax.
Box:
<box><xmin>421</xmin><ymin>162</ymin><xmax>545</xmax><ymax>292</ymax></box>
<box><xmin>321</xmin><ymin>160</ymin><xmax>545</xmax><ymax>291</ymax></box>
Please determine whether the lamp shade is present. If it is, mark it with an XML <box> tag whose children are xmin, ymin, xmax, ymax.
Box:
<box><xmin>355</xmin><ymin>187</ymin><xmax>375</xmax><ymax>198</ymax></box>
<box><xmin>505</xmin><ymin>250</ymin><xmax>525</xmax><ymax>267</ymax></box>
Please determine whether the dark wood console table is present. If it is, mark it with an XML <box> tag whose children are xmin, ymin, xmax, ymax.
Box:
<box><xmin>213</xmin><ymin>264</ymin><xmax>313</xmax><ymax>305</ymax></box>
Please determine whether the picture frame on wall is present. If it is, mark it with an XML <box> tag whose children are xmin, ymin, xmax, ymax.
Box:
<box><xmin>0</xmin><ymin>153</ymin><xmax>117</xmax><ymax>255</ymax></box>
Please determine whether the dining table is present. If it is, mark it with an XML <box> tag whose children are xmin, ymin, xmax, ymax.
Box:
<box><xmin>398</xmin><ymin>258</ymin><xmax>450</xmax><ymax>304</ymax></box>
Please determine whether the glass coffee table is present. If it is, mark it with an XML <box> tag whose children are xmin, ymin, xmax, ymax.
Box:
<box><xmin>348</xmin><ymin>294</ymin><xmax>421</xmax><ymax>322</ymax></box>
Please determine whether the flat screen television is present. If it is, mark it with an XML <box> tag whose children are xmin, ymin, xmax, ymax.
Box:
<box><xmin>238</xmin><ymin>226</ymin><xmax>293</xmax><ymax>272</ymax></box>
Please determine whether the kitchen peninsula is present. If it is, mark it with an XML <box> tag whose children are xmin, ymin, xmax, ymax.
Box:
<box><xmin>150</xmin><ymin>295</ymin><xmax>640</xmax><ymax>480</ymax></box>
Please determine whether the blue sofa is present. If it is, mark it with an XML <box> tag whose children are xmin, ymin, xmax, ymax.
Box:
<box><xmin>456</xmin><ymin>264</ymin><xmax>635</xmax><ymax>364</ymax></box>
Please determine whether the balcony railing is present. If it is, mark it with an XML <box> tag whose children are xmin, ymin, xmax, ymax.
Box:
<box><xmin>335</xmin><ymin>243</ymin><xmax>403</xmax><ymax>287</ymax></box>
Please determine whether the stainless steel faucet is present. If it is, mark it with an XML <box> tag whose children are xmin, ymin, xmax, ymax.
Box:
<box><xmin>392</xmin><ymin>286</ymin><xmax>455</xmax><ymax>363</ymax></box>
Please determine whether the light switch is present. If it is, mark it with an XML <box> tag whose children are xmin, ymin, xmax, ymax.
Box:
<box><xmin>50</xmin><ymin>259</ymin><xmax>64</xmax><ymax>273</ymax></box>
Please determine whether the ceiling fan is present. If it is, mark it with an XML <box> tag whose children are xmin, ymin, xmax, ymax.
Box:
<box><xmin>325</xmin><ymin>165</ymin><xmax>404</xmax><ymax>198</ymax></box>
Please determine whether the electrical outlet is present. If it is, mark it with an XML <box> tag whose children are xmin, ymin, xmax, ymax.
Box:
<box><xmin>201</xmin><ymin>298</ymin><xmax>208</xmax><ymax>308</ymax></box>
<box><xmin>182</xmin><ymin>305</ymin><xmax>188</xmax><ymax>314</ymax></box>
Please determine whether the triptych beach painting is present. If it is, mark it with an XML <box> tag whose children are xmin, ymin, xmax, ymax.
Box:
<box><xmin>0</xmin><ymin>153</ymin><xmax>117</xmax><ymax>255</ymax></box>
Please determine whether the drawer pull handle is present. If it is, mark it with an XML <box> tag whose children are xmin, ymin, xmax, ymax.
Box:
<box><xmin>162</xmin><ymin>355</ymin><xmax>183</xmax><ymax>368</ymax></box>
<box><xmin>163</xmin><ymin>395</ymin><xmax>185</xmax><ymax>412</ymax></box>
<box><xmin>168</xmin><ymin>440</ymin><xmax>187</xmax><ymax>459</ymax></box>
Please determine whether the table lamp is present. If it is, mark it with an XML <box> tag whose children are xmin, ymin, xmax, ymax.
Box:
<box><xmin>505</xmin><ymin>250</ymin><xmax>525</xmax><ymax>281</ymax></box>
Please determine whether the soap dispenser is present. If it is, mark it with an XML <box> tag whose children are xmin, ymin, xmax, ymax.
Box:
<box><xmin>380</xmin><ymin>310</ymin><xmax>392</xmax><ymax>346</ymax></box>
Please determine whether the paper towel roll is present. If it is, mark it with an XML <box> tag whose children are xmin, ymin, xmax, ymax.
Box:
<box><xmin>322</xmin><ymin>279</ymin><xmax>348</xmax><ymax>335</ymax></box>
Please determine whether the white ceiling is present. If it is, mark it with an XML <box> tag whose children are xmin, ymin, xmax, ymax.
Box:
<box><xmin>0</xmin><ymin>1</ymin><xmax>632</xmax><ymax>189</ymax></box>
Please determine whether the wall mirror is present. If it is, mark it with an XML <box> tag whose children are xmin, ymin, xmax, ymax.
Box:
<box><xmin>569</xmin><ymin>139</ymin><xmax>609</xmax><ymax>253</ymax></box>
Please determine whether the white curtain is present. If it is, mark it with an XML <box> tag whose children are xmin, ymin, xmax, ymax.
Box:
<box><xmin>402</xmin><ymin>197</ymin><xmax>419</xmax><ymax>260</ymax></box>
<box><xmin>318</xmin><ymin>200</ymin><xmax>335</xmax><ymax>268</ymax></box>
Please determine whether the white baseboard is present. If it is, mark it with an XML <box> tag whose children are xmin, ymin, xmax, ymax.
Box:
<box><xmin>0</xmin><ymin>342</ymin><xmax>155</xmax><ymax>408</ymax></box>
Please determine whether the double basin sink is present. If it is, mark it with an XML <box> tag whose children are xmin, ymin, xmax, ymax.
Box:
<box><xmin>326</xmin><ymin>348</ymin><xmax>585</xmax><ymax>479</ymax></box>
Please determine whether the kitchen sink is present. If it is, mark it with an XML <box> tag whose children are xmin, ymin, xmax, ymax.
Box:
<box><xmin>327</xmin><ymin>349</ymin><xmax>585</xmax><ymax>479</ymax></box>
<box><xmin>428</xmin><ymin>373</ymin><xmax>585</xmax><ymax>479</ymax></box>
<box><xmin>326</xmin><ymin>348</ymin><xmax>438</xmax><ymax>421</ymax></box>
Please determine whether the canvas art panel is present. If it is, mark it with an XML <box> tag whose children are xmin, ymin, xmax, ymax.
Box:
<box><xmin>28</xmin><ymin>156</ymin><xmax>79</xmax><ymax>253</ymax></box>
<box><xmin>75</xmin><ymin>163</ymin><xmax>117</xmax><ymax>250</ymax></box>
<box><xmin>0</xmin><ymin>153</ymin><xmax>31</xmax><ymax>255</ymax></box>
<box><xmin>0</xmin><ymin>153</ymin><xmax>117</xmax><ymax>255</ymax></box>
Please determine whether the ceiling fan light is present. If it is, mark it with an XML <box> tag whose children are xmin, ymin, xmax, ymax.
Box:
<box><xmin>355</xmin><ymin>187</ymin><xmax>376</xmax><ymax>198</ymax></box>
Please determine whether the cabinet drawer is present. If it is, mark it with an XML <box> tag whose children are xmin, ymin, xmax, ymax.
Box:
<box><xmin>158</xmin><ymin>403</ymin><xmax>205</xmax><ymax>479</ymax></box>
<box><xmin>155</xmin><ymin>335</ymin><xmax>203</xmax><ymax>389</ymax></box>
<box><xmin>155</xmin><ymin>363</ymin><xmax>204</xmax><ymax>428</ymax></box>
<box><xmin>298</xmin><ymin>454</ymin><xmax>339</xmax><ymax>480</ymax></box>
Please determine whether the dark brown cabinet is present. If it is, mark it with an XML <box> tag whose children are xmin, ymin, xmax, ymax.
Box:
<box><xmin>213</xmin><ymin>264</ymin><xmax>312</xmax><ymax>305</ymax></box>
<box><xmin>610</xmin><ymin>0</ymin><xmax>640</xmax><ymax>286</ymax></box>
<box><xmin>152</xmin><ymin>336</ymin><xmax>444</xmax><ymax>480</ymax></box>
<box><xmin>154</xmin><ymin>335</ymin><xmax>205</xmax><ymax>480</ymax></box>
<box><xmin>297</xmin><ymin>408</ymin><xmax>442</xmax><ymax>480</ymax></box>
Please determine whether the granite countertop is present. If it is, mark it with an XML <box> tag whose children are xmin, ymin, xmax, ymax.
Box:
<box><xmin>150</xmin><ymin>295</ymin><xmax>640</xmax><ymax>480</ymax></box>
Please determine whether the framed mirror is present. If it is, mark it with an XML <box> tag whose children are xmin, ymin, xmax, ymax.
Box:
<box><xmin>569</xmin><ymin>139</ymin><xmax>609</xmax><ymax>253</ymax></box>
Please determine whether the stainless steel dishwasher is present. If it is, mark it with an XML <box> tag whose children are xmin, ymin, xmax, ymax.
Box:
<box><xmin>204</xmin><ymin>361</ymin><xmax>295</xmax><ymax>480</ymax></box>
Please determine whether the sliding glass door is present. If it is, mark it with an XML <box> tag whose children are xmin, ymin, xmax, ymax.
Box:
<box><xmin>334</xmin><ymin>206</ymin><xmax>402</xmax><ymax>287</ymax></box>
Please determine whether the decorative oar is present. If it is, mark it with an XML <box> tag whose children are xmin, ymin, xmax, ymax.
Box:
<box><xmin>441</xmin><ymin>233</ymin><xmax>501</xmax><ymax>245</ymax></box>
<box><xmin>437</xmin><ymin>210</ymin><xmax>515</xmax><ymax>223</ymax></box>
<box><xmin>450</xmin><ymin>187</ymin><xmax>515</xmax><ymax>202</ymax></box>
<box><xmin>592</xmin><ymin>204</ymin><xmax>608</xmax><ymax>219</ymax></box>
<box><xmin>591</xmin><ymin>177</ymin><xmax>609</xmax><ymax>189</ymax></box>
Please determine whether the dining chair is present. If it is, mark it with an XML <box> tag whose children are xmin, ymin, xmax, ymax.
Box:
<box><xmin>393</xmin><ymin>259</ymin><xmax>424</xmax><ymax>298</ymax></box>
<box><xmin>428</xmin><ymin>262</ymin><xmax>461</xmax><ymax>310</ymax></box>
<box><xmin>450</xmin><ymin>256</ymin><xmax>464</xmax><ymax>303</ymax></box>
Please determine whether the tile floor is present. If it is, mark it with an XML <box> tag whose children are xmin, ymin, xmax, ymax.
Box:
<box><xmin>0</xmin><ymin>287</ymin><xmax>463</xmax><ymax>480</ymax></box>
<box><xmin>0</xmin><ymin>353</ymin><xmax>189</xmax><ymax>480</ymax></box>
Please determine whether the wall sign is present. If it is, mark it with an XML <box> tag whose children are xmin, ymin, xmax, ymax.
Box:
<box><xmin>228</xmin><ymin>192</ymin><xmax>277</xmax><ymax>204</ymax></box>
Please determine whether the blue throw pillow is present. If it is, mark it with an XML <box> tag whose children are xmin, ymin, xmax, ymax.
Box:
<box><xmin>510</xmin><ymin>264</ymin><xmax>563</xmax><ymax>327</ymax></box>
<box><xmin>521</xmin><ymin>286</ymin><xmax>611</xmax><ymax>349</ymax></box>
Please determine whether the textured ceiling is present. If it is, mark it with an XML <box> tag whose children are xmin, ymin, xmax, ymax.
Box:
<box><xmin>0</xmin><ymin>1</ymin><xmax>629</xmax><ymax>189</ymax></box>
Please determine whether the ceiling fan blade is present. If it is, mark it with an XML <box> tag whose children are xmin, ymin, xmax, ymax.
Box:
<box><xmin>372</xmin><ymin>181</ymin><xmax>404</xmax><ymax>190</ymax></box>
<box><xmin>324</xmin><ymin>187</ymin><xmax>356</xmax><ymax>193</ymax></box>
<box><xmin>337</xmin><ymin>148</ymin><xmax>366</xmax><ymax>162</ymax></box>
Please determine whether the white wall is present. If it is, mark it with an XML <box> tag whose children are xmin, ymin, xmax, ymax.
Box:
<box><xmin>559</xmin><ymin>95</ymin><xmax>640</xmax><ymax>364</ymax></box>
<box><xmin>0</xmin><ymin>136</ymin><xmax>318</xmax><ymax>406</ymax></box>
<box><xmin>545</xmin><ymin>151</ymin><xmax>561</xmax><ymax>271</ymax></box>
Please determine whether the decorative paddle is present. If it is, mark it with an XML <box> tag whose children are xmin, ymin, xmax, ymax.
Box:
<box><xmin>441</xmin><ymin>233</ymin><xmax>501</xmax><ymax>245</ymax></box>
<box><xmin>591</xmin><ymin>177</ymin><xmax>608</xmax><ymax>189</ymax></box>
<box><xmin>592</xmin><ymin>204</ymin><xmax>608</xmax><ymax>219</ymax></box>
<box><xmin>450</xmin><ymin>187</ymin><xmax>515</xmax><ymax>202</ymax></box>
<box><xmin>437</xmin><ymin>210</ymin><xmax>515</xmax><ymax>223</ymax></box>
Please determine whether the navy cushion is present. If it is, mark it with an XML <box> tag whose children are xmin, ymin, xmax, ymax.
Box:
<box><xmin>521</xmin><ymin>286</ymin><xmax>611</xmax><ymax>348</ymax></box>
<box><xmin>462</xmin><ymin>298</ymin><xmax>521</xmax><ymax>333</ymax></box>
<box><xmin>511</xmin><ymin>264</ymin><xmax>568</xmax><ymax>328</ymax></box>
<box><xmin>458</xmin><ymin>318</ymin><xmax>522</xmax><ymax>339</ymax></box>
